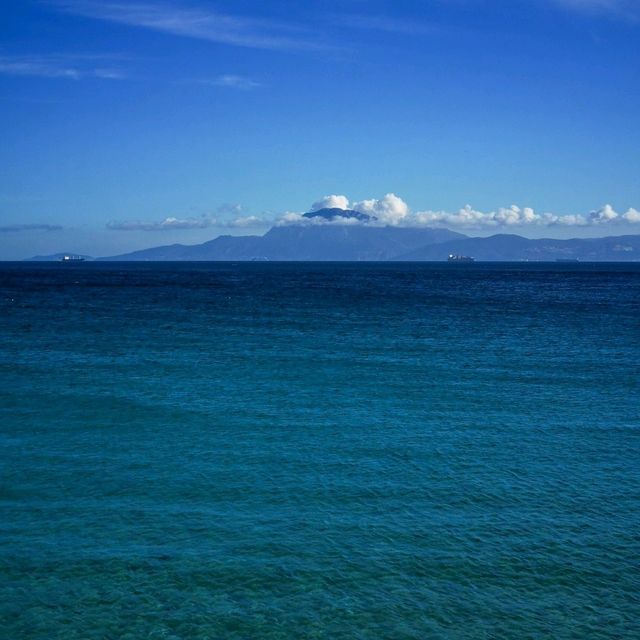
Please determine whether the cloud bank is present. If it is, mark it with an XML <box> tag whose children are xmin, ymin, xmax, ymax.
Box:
<box><xmin>106</xmin><ymin>197</ymin><xmax>640</xmax><ymax>233</ymax></box>
<box><xmin>279</xmin><ymin>195</ymin><xmax>640</xmax><ymax>229</ymax></box>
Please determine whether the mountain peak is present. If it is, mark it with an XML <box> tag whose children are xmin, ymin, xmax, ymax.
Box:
<box><xmin>303</xmin><ymin>207</ymin><xmax>375</xmax><ymax>222</ymax></box>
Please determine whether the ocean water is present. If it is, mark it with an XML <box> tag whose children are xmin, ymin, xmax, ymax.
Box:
<box><xmin>1</xmin><ymin>262</ymin><xmax>639</xmax><ymax>639</ymax></box>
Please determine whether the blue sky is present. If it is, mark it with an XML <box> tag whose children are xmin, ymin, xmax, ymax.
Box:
<box><xmin>1</xmin><ymin>0</ymin><xmax>639</xmax><ymax>258</ymax></box>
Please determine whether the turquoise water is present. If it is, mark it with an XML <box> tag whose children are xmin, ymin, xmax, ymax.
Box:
<box><xmin>1</xmin><ymin>262</ymin><xmax>639</xmax><ymax>639</ymax></box>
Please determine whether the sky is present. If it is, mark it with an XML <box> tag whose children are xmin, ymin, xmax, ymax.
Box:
<box><xmin>1</xmin><ymin>0</ymin><xmax>639</xmax><ymax>259</ymax></box>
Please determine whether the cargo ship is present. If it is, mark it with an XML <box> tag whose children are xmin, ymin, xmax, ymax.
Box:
<box><xmin>447</xmin><ymin>254</ymin><xmax>475</xmax><ymax>263</ymax></box>
<box><xmin>60</xmin><ymin>255</ymin><xmax>85</xmax><ymax>262</ymax></box>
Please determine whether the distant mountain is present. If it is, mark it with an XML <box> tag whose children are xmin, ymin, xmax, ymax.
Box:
<box><xmin>302</xmin><ymin>207</ymin><xmax>374</xmax><ymax>222</ymax></box>
<box><xmin>26</xmin><ymin>229</ymin><xmax>640</xmax><ymax>262</ymax></box>
<box><xmin>25</xmin><ymin>253</ymin><xmax>94</xmax><ymax>262</ymax></box>
<box><xmin>396</xmin><ymin>233</ymin><xmax>640</xmax><ymax>262</ymax></box>
<box><xmin>99</xmin><ymin>235</ymin><xmax>265</xmax><ymax>261</ymax></box>
<box><xmin>251</xmin><ymin>226</ymin><xmax>463</xmax><ymax>261</ymax></box>
<box><xmin>99</xmin><ymin>225</ymin><xmax>464</xmax><ymax>261</ymax></box>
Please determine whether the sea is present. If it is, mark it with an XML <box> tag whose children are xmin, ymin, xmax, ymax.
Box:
<box><xmin>1</xmin><ymin>262</ymin><xmax>639</xmax><ymax>639</ymax></box>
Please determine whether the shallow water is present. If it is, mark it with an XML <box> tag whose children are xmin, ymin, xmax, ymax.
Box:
<box><xmin>1</xmin><ymin>262</ymin><xmax>639</xmax><ymax>639</ymax></box>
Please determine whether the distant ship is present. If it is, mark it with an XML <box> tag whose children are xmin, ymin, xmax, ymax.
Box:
<box><xmin>60</xmin><ymin>255</ymin><xmax>85</xmax><ymax>262</ymax></box>
<box><xmin>555</xmin><ymin>258</ymin><xmax>579</xmax><ymax>263</ymax></box>
<box><xmin>448</xmin><ymin>254</ymin><xmax>475</xmax><ymax>263</ymax></box>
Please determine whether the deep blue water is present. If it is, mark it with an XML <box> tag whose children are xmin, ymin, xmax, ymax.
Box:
<box><xmin>1</xmin><ymin>262</ymin><xmax>639</xmax><ymax>639</ymax></box>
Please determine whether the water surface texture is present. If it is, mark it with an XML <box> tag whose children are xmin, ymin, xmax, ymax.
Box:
<box><xmin>1</xmin><ymin>263</ymin><xmax>639</xmax><ymax>639</ymax></box>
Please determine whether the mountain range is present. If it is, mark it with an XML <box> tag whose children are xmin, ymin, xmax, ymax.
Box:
<box><xmin>26</xmin><ymin>208</ymin><xmax>640</xmax><ymax>262</ymax></box>
<box><xmin>99</xmin><ymin>224</ymin><xmax>464</xmax><ymax>262</ymax></box>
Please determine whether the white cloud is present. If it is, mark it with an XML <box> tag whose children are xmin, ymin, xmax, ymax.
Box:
<box><xmin>282</xmin><ymin>193</ymin><xmax>410</xmax><ymax>225</ymax></box>
<box><xmin>278</xmin><ymin>197</ymin><xmax>640</xmax><ymax>230</ymax></box>
<box><xmin>415</xmin><ymin>203</ymin><xmax>640</xmax><ymax>228</ymax></box>
<box><xmin>106</xmin><ymin>199</ymin><xmax>640</xmax><ymax>233</ymax></box>
<box><xmin>552</xmin><ymin>214</ymin><xmax>589</xmax><ymax>226</ymax></box>
<box><xmin>278</xmin><ymin>212</ymin><xmax>306</xmax><ymax>225</ymax></box>
<box><xmin>589</xmin><ymin>203</ymin><xmax>619</xmax><ymax>223</ymax></box>
<box><xmin>306</xmin><ymin>193</ymin><xmax>410</xmax><ymax>224</ymax></box>
<box><xmin>310</xmin><ymin>195</ymin><xmax>350</xmax><ymax>211</ymax></box>
<box><xmin>622</xmin><ymin>208</ymin><xmax>640</xmax><ymax>223</ymax></box>
<box><xmin>415</xmin><ymin>204</ymin><xmax>558</xmax><ymax>228</ymax></box>
<box><xmin>353</xmin><ymin>193</ymin><xmax>409</xmax><ymax>225</ymax></box>
<box><xmin>413</xmin><ymin>204</ymin><xmax>594</xmax><ymax>228</ymax></box>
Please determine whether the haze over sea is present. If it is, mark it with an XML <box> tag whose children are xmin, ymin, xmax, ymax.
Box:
<box><xmin>1</xmin><ymin>262</ymin><xmax>639</xmax><ymax>639</ymax></box>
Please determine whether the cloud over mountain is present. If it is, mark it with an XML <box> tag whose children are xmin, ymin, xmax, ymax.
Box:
<box><xmin>105</xmin><ymin>197</ymin><xmax>640</xmax><ymax>235</ymax></box>
<box><xmin>310</xmin><ymin>195</ymin><xmax>350</xmax><ymax>211</ymax></box>
<box><xmin>279</xmin><ymin>196</ymin><xmax>640</xmax><ymax>230</ymax></box>
<box><xmin>287</xmin><ymin>194</ymin><xmax>409</xmax><ymax>226</ymax></box>
<box><xmin>355</xmin><ymin>194</ymin><xmax>409</xmax><ymax>225</ymax></box>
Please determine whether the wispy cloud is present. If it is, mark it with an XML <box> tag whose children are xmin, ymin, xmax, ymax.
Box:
<box><xmin>106</xmin><ymin>209</ymin><xmax>268</xmax><ymax>231</ymax></box>
<box><xmin>228</xmin><ymin>215</ymin><xmax>267</xmax><ymax>228</ymax></box>
<box><xmin>193</xmin><ymin>75</ymin><xmax>263</xmax><ymax>90</ymax></box>
<box><xmin>0</xmin><ymin>223</ymin><xmax>63</xmax><ymax>232</ymax></box>
<box><xmin>550</xmin><ymin>0</ymin><xmax>640</xmax><ymax>20</ymax></box>
<box><xmin>51</xmin><ymin>1</ymin><xmax>324</xmax><ymax>51</ymax></box>
<box><xmin>0</xmin><ymin>55</ymin><xmax>125</xmax><ymax>80</ymax></box>
<box><xmin>107</xmin><ymin>215</ymin><xmax>218</xmax><ymax>231</ymax></box>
